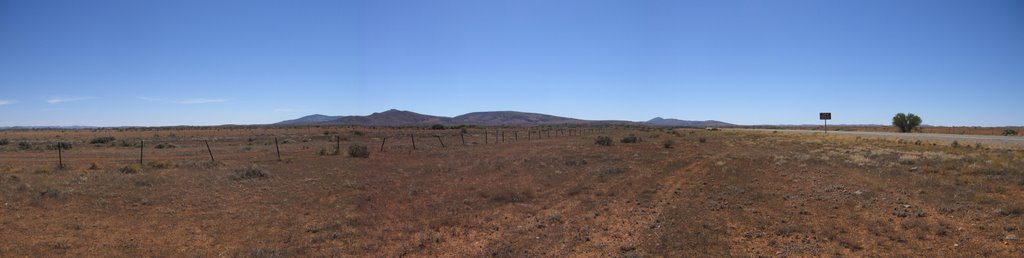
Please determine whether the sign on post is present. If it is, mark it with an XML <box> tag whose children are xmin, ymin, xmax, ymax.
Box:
<box><xmin>820</xmin><ymin>112</ymin><xmax>831</xmax><ymax>133</ymax></box>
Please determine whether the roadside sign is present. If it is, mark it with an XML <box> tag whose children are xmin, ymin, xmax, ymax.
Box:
<box><xmin>820</xmin><ymin>112</ymin><xmax>831</xmax><ymax>133</ymax></box>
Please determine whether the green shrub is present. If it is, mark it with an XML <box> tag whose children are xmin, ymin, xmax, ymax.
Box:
<box><xmin>0</xmin><ymin>139</ymin><xmax>9</xmax><ymax>145</ymax></box>
<box><xmin>621</xmin><ymin>134</ymin><xmax>639</xmax><ymax>143</ymax></box>
<box><xmin>89</xmin><ymin>136</ymin><xmax>116</xmax><ymax>144</ymax></box>
<box><xmin>431</xmin><ymin>124</ymin><xmax>446</xmax><ymax>130</ymax></box>
<box><xmin>892</xmin><ymin>113</ymin><xmax>923</xmax><ymax>133</ymax></box>
<box><xmin>18</xmin><ymin>141</ymin><xmax>32</xmax><ymax>150</ymax></box>
<box><xmin>595</xmin><ymin>136</ymin><xmax>613</xmax><ymax>146</ymax></box>
<box><xmin>348</xmin><ymin>144</ymin><xmax>369</xmax><ymax>158</ymax></box>
<box><xmin>1004</xmin><ymin>129</ymin><xmax>1018</xmax><ymax>136</ymax></box>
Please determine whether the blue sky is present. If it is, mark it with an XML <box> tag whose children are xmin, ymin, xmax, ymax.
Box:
<box><xmin>1</xmin><ymin>0</ymin><xmax>1022</xmax><ymax>126</ymax></box>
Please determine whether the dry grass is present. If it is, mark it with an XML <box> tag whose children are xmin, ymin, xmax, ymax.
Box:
<box><xmin>0</xmin><ymin>126</ymin><xmax>1022</xmax><ymax>256</ymax></box>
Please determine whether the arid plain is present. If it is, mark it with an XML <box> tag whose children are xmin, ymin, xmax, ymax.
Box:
<box><xmin>1</xmin><ymin>126</ymin><xmax>1022</xmax><ymax>256</ymax></box>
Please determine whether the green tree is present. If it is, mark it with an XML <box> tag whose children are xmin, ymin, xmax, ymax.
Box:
<box><xmin>892</xmin><ymin>113</ymin><xmax>923</xmax><ymax>133</ymax></box>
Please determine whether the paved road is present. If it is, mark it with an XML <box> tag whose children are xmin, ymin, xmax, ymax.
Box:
<box><xmin>729</xmin><ymin>128</ymin><xmax>1024</xmax><ymax>148</ymax></box>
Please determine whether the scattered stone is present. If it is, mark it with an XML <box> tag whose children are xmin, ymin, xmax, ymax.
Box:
<box><xmin>1006</xmin><ymin>235</ymin><xmax>1019</xmax><ymax>241</ymax></box>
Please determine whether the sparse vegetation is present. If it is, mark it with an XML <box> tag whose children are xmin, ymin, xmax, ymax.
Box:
<box><xmin>118</xmin><ymin>164</ymin><xmax>141</xmax><ymax>174</ymax></box>
<box><xmin>621</xmin><ymin>134</ymin><xmax>639</xmax><ymax>143</ymax></box>
<box><xmin>1004</xmin><ymin>129</ymin><xmax>1018</xmax><ymax>136</ymax></box>
<box><xmin>595</xmin><ymin>136</ymin><xmax>613</xmax><ymax>146</ymax></box>
<box><xmin>348</xmin><ymin>144</ymin><xmax>369</xmax><ymax>158</ymax></box>
<box><xmin>231</xmin><ymin>164</ymin><xmax>269</xmax><ymax>180</ymax></box>
<box><xmin>154</xmin><ymin>143</ymin><xmax>177</xmax><ymax>149</ymax></box>
<box><xmin>89</xmin><ymin>136</ymin><xmax>116</xmax><ymax>144</ymax></box>
<box><xmin>146</xmin><ymin>160</ymin><xmax>175</xmax><ymax>169</ymax></box>
<box><xmin>662</xmin><ymin>140</ymin><xmax>674</xmax><ymax>149</ymax></box>
<box><xmin>50</xmin><ymin>142</ymin><xmax>73</xmax><ymax>150</ymax></box>
<box><xmin>892</xmin><ymin>113</ymin><xmax>923</xmax><ymax>133</ymax></box>
<box><xmin>0</xmin><ymin>139</ymin><xmax>9</xmax><ymax>145</ymax></box>
<box><xmin>431</xmin><ymin>124</ymin><xmax>446</xmax><ymax>130</ymax></box>
<box><xmin>698</xmin><ymin>137</ymin><xmax>707</xmax><ymax>143</ymax></box>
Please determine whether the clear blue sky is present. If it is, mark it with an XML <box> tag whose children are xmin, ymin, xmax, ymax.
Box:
<box><xmin>1</xmin><ymin>0</ymin><xmax>1022</xmax><ymax>126</ymax></box>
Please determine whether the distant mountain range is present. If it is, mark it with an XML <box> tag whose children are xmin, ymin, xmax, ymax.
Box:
<box><xmin>275</xmin><ymin>109</ymin><xmax>734</xmax><ymax>127</ymax></box>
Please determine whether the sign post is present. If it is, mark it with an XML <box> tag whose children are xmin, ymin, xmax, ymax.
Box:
<box><xmin>819</xmin><ymin>112</ymin><xmax>832</xmax><ymax>134</ymax></box>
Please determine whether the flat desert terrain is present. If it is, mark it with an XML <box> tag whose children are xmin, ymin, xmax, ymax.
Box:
<box><xmin>1</xmin><ymin>127</ymin><xmax>1023</xmax><ymax>256</ymax></box>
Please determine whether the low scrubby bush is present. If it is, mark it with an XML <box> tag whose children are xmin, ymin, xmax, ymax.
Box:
<box><xmin>18</xmin><ymin>141</ymin><xmax>32</xmax><ymax>150</ymax></box>
<box><xmin>1004</xmin><ymin>129</ymin><xmax>1019</xmax><ymax>136</ymax></box>
<box><xmin>154</xmin><ymin>143</ymin><xmax>177</xmax><ymax>149</ymax></box>
<box><xmin>0</xmin><ymin>139</ymin><xmax>9</xmax><ymax>145</ymax></box>
<box><xmin>595</xmin><ymin>136</ymin><xmax>613</xmax><ymax>146</ymax></box>
<box><xmin>348</xmin><ymin>144</ymin><xmax>369</xmax><ymax>158</ymax></box>
<box><xmin>50</xmin><ymin>142</ymin><xmax>73</xmax><ymax>150</ymax></box>
<box><xmin>119</xmin><ymin>164</ymin><xmax>142</xmax><ymax>174</ymax></box>
<box><xmin>621</xmin><ymin>134</ymin><xmax>639</xmax><ymax>143</ymax></box>
<box><xmin>662</xmin><ymin>140</ymin><xmax>675</xmax><ymax>149</ymax></box>
<box><xmin>231</xmin><ymin>164</ymin><xmax>269</xmax><ymax>180</ymax></box>
<box><xmin>89</xmin><ymin>136</ymin><xmax>116</xmax><ymax>144</ymax></box>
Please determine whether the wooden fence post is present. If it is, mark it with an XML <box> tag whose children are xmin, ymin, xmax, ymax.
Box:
<box><xmin>436</xmin><ymin>135</ymin><xmax>445</xmax><ymax>147</ymax></box>
<box><xmin>207</xmin><ymin>140</ymin><xmax>217</xmax><ymax>162</ymax></box>
<box><xmin>485</xmin><ymin>131</ymin><xmax>488</xmax><ymax>144</ymax></box>
<box><xmin>380</xmin><ymin>137</ymin><xmax>387</xmax><ymax>152</ymax></box>
<box><xmin>336</xmin><ymin>135</ymin><xmax>340</xmax><ymax>153</ymax></box>
<box><xmin>501</xmin><ymin>131</ymin><xmax>505</xmax><ymax>143</ymax></box>
<box><xmin>140</xmin><ymin>140</ymin><xmax>144</xmax><ymax>165</ymax></box>
<box><xmin>411</xmin><ymin>134</ymin><xmax>416</xmax><ymax>150</ymax></box>
<box><xmin>57</xmin><ymin>143</ymin><xmax>63</xmax><ymax>169</ymax></box>
<box><xmin>514</xmin><ymin>131</ymin><xmax>518</xmax><ymax>141</ymax></box>
<box><xmin>460</xmin><ymin>133</ymin><xmax>465</xmax><ymax>145</ymax></box>
<box><xmin>272</xmin><ymin>137</ymin><xmax>280</xmax><ymax>161</ymax></box>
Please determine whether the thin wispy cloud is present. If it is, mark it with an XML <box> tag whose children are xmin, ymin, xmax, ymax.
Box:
<box><xmin>0</xmin><ymin>100</ymin><xmax>16</xmax><ymax>106</ymax></box>
<box><xmin>46</xmin><ymin>97</ymin><xmax>92</xmax><ymax>104</ymax></box>
<box><xmin>140</xmin><ymin>97</ymin><xmax>229</xmax><ymax>104</ymax></box>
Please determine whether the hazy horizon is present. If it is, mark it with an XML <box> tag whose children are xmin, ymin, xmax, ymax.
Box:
<box><xmin>2</xmin><ymin>0</ymin><xmax>1022</xmax><ymax>127</ymax></box>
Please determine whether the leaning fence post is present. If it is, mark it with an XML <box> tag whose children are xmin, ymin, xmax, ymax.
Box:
<box><xmin>57</xmin><ymin>143</ymin><xmax>63</xmax><ymax>169</ymax></box>
<box><xmin>207</xmin><ymin>140</ymin><xmax>217</xmax><ymax>162</ymax></box>
<box><xmin>380</xmin><ymin>137</ymin><xmax>387</xmax><ymax>152</ymax></box>
<box><xmin>436</xmin><ymin>135</ymin><xmax>445</xmax><ymax>147</ymax></box>
<box><xmin>272</xmin><ymin>137</ymin><xmax>280</xmax><ymax>161</ymax></box>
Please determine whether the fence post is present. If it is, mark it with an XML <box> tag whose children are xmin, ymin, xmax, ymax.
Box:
<box><xmin>485</xmin><ymin>131</ymin><xmax>488</xmax><ymax>144</ymax></box>
<box><xmin>140</xmin><ymin>140</ymin><xmax>144</xmax><ymax>165</ymax></box>
<box><xmin>514</xmin><ymin>131</ymin><xmax>518</xmax><ymax>141</ymax></box>
<box><xmin>460</xmin><ymin>133</ymin><xmax>465</xmax><ymax>145</ymax></box>
<box><xmin>411</xmin><ymin>134</ymin><xmax>416</xmax><ymax>150</ymax></box>
<box><xmin>207</xmin><ymin>140</ymin><xmax>217</xmax><ymax>162</ymax></box>
<box><xmin>57</xmin><ymin>143</ymin><xmax>63</xmax><ymax>169</ymax></box>
<box><xmin>436</xmin><ymin>135</ymin><xmax>445</xmax><ymax>147</ymax></box>
<box><xmin>336</xmin><ymin>135</ymin><xmax>340</xmax><ymax>153</ymax></box>
<box><xmin>501</xmin><ymin>131</ymin><xmax>504</xmax><ymax>143</ymax></box>
<box><xmin>380</xmin><ymin>137</ymin><xmax>387</xmax><ymax>152</ymax></box>
<box><xmin>272</xmin><ymin>138</ymin><xmax>280</xmax><ymax>160</ymax></box>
